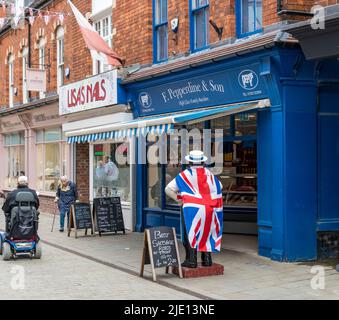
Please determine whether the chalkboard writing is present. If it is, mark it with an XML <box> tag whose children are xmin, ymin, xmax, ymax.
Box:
<box><xmin>74</xmin><ymin>203</ymin><xmax>93</xmax><ymax>230</ymax></box>
<box><xmin>140</xmin><ymin>227</ymin><xmax>183</xmax><ymax>282</ymax></box>
<box><xmin>68</xmin><ymin>203</ymin><xmax>94</xmax><ymax>238</ymax></box>
<box><xmin>93</xmin><ymin>197</ymin><xmax>125</xmax><ymax>235</ymax></box>
<box><xmin>148</xmin><ymin>227</ymin><xmax>179</xmax><ymax>268</ymax></box>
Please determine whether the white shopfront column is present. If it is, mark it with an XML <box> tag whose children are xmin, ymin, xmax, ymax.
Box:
<box><xmin>26</xmin><ymin>128</ymin><xmax>37</xmax><ymax>189</ymax></box>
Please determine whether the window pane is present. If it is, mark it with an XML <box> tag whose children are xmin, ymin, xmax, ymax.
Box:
<box><xmin>220</xmin><ymin>141</ymin><xmax>257</xmax><ymax>207</ymax></box>
<box><xmin>210</xmin><ymin>115</ymin><xmax>231</xmax><ymax>136</ymax></box>
<box><xmin>234</xmin><ymin>112</ymin><xmax>257</xmax><ymax>137</ymax></box>
<box><xmin>165</xmin><ymin>164</ymin><xmax>181</xmax><ymax>206</ymax></box>
<box><xmin>45</xmin><ymin>127</ymin><xmax>62</xmax><ymax>142</ymax></box>
<box><xmin>36</xmin><ymin>130</ymin><xmax>44</xmax><ymax>143</ymax></box>
<box><xmin>194</xmin><ymin>9</ymin><xmax>208</xmax><ymax>49</ymax></box>
<box><xmin>11</xmin><ymin>133</ymin><xmax>21</xmax><ymax>145</ymax></box>
<box><xmin>155</xmin><ymin>0</ymin><xmax>167</xmax><ymax>24</ymax></box>
<box><xmin>255</xmin><ymin>0</ymin><xmax>262</xmax><ymax>29</ymax></box>
<box><xmin>44</xmin><ymin>143</ymin><xmax>60</xmax><ymax>192</ymax></box>
<box><xmin>95</xmin><ymin>21</ymin><xmax>101</xmax><ymax>34</ymax></box>
<box><xmin>157</xmin><ymin>25</ymin><xmax>168</xmax><ymax>61</ymax></box>
<box><xmin>148</xmin><ymin>164</ymin><xmax>162</xmax><ymax>208</ymax></box>
<box><xmin>36</xmin><ymin>144</ymin><xmax>44</xmax><ymax>191</ymax></box>
<box><xmin>4</xmin><ymin>145</ymin><xmax>25</xmax><ymax>188</ymax></box>
<box><xmin>93</xmin><ymin>143</ymin><xmax>131</xmax><ymax>203</ymax></box>
<box><xmin>241</xmin><ymin>0</ymin><xmax>255</xmax><ymax>34</ymax></box>
<box><xmin>193</xmin><ymin>0</ymin><xmax>208</xmax><ymax>9</ymax></box>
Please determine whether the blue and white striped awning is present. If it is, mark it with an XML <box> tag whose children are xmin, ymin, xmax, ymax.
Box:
<box><xmin>67</xmin><ymin>124</ymin><xmax>173</xmax><ymax>144</ymax></box>
<box><xmin>66</xmin><ymin>99</ymin><xmax>270</xmax><ymax>144</ymax></box>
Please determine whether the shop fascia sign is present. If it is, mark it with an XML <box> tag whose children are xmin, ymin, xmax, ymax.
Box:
<box><xmin>59</xmin><ymin>69</ymin><xmax>119</xmax><ymax>116</ymax></box>
<box><xmin>136</xmin><ymin>64</ymin><xmax>267</xmax><ymax>116</ymax></box>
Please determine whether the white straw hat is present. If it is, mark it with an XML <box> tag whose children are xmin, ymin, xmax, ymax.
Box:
<box><xmin>185</xmin><ymin>150</ymin><xmax>208</xmax><ymax>163</ymax></box>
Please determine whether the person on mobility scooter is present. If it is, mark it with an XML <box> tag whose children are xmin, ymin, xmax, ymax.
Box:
<box><xmin>0</xmin><ymin>176</ymin><xmax>41</xmax><ymax>260</ymax></box>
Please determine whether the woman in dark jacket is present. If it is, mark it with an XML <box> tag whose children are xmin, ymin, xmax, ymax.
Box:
<box><xmin>55</xmin><ymin>176</ymin><xmax>78</xmax><ymax>232</ymax></box>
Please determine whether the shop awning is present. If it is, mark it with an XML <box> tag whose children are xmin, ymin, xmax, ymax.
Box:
<box><xmin>66</xmin><ymin>99</ymin><xmax>270</xmax><ymax>143</ymax></box>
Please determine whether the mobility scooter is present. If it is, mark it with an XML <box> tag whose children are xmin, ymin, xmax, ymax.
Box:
<box><xmin>0</xmin><ymin>191</ymin><xmax>42</xmax><ymax>260</ymax></box>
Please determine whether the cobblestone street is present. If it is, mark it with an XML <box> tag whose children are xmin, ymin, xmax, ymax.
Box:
<box><xmin>1</xmin><ymin>210</ymin><xmax>339</xmax><ymax>300</ymax></box>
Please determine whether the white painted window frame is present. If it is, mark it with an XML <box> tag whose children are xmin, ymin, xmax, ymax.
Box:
<box><xmin>22</xmin><ymin>47</ymin><xmax>28</xmax><ymax>104</ymax></box>
<box><xmin>56</xmin><ymin>27</ymin><xmax>64</xmax><ymax>92</ymax></box>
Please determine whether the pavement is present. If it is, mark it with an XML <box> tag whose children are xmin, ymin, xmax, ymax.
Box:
<box><xmin>0</xmin><ymin>204</ymin><xmax>339</xmax><ymax>300</ymax></box>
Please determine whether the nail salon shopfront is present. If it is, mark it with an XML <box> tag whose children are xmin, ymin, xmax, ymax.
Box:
<box><xmin>59</xmin><ymin>70</ymin><xmax>136</xmax><ymax>231</ymax></box>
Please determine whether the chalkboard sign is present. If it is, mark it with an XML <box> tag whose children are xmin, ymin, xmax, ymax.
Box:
<box><xmin>140</xmin><ymin>227</ymin><xmax>183</xmax><ymax>282</ymax></box>
<box><xmin>93</xmin><ymin>197</ymin><xmax>125</xmax><ymax>235</ymax></box>
<box><xmin>68</xmin><ymin>203</ymin><xmax>94</xmax><ymax>238</ymax></box>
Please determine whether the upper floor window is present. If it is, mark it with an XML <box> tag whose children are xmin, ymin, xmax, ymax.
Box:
<box><xmin>22</xmin><ymin>47</ymin><xmax>28</xmax><ymax>104</ymax></box>
<box><xmin>237</xmin><ymin>0</ymin><xmax>263</xmax><ymax>38</ymax></box>
<box><xmin>190</xmin><ymin>0</ymin><xmax>209</xmax><ymax>52</ymax></box>
<box><xmin>93</xmin><ymin>15</ymin><xmax>112</xmax><ymax>74</ymax></box>
<box><xmin>38</xmin><ymin>36</ymin><xmax>46</xmax><ymax>99</ymax></box>
<box><xmin>153</xmin><ymin>0</ymin><xmax>168</xmax><ymax>63</ymax></box>
<box><xmin>8</xmin><ymin>54</ymin><xmax>14</xmax><ymax>108</ymax></box>
<box><xmin>56</xmin><ymin>27</ymin><xmax>64</xmax><ymax>91</ymax></box>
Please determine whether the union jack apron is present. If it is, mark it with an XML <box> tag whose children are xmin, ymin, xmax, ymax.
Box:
<box><xmin>176</xmin><ymin>167</ymin><xmax>223</xmax><ymax>252</ymax></box>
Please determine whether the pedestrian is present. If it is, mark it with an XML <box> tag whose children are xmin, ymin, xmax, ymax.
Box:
<box><xmin>2</xmin><ymin>176</ymin><xmax>39</xmax><ymax>233</ymax></box>
<box><xmin>54</xmin><ymin>176</ymin><xmax>79</xmax><ymax>232</ymax></box>
<box><xmin>165</xmin><ymin>150</ymin><xmax>223</xmax><ymax>268</ymax></box>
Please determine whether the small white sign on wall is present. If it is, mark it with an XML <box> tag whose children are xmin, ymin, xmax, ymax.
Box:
<box><xmin>26</xmin><ymin>68</ymin><xmax>47</xmax><ymax>92</ymax></box>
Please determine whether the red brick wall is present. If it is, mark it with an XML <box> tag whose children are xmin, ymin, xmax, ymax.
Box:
<box><xmin>0</xmin><ymin>0</ymin><xmax>92</xmax><ymax>108</ymax></box>
<box><xmin>39</xmin><ymin>195</ymin><xmax>57</xmax><ymax>214</ymax></box>
<box><xmin>111</xmin><ymin>0</ymin><xmax>320</xmax><ymax>67</ymax></box>
<box><xmin>0</xmin><ymin>0</ymin><xmax>330</xmax><ymax>104</ymax></box>
<box><xmin>76</xmin><ymin>143</ymin><xmax>90</xmax><ymax>203</ymax></box>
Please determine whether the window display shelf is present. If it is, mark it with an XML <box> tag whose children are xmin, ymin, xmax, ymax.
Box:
<box><xmin>223</xmin><ymin>174</ymin><xmax>257</xmax><ymax>207</ymax></box>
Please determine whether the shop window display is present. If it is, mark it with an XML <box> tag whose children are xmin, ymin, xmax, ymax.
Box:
<box><xmin>93</xmin><ymin>142</ymin><xmax>131</xmax><ymax>204</ymax></box>
<box><xmin>4</xmin><ymin>132</ymin><xmax>25</xmax><ymax>188</ymax></box>
<box><xmin>145</xmin><ymin>112</ymin><xmax>258</xmax><ymax>211</ymax></box>
<box><xmin>36</xmin><ymin>127</ymin><xmax>65</xmax><ymax>192</ymax></box>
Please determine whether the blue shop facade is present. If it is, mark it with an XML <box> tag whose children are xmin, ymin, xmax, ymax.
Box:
<box><xmin>123</xmin><ymin>44</ymin><xmax>339</xmax><ymax>262</ymax></box>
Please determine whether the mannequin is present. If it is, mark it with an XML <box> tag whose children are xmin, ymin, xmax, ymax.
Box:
<box><xmin>165</xmin><ymin>150</ymin><xmax>223</xmax><ymax>268</ymax></box>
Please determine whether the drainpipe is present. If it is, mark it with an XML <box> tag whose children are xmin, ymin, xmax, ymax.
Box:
<box><xmin>27</xmin><ymin>16</ymin><xmax>32</xmax><ymax>102</ymax></box>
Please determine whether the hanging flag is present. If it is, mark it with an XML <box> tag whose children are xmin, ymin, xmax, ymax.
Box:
<box><xmin>67</xmin><ymin>0</ymin><xmax>123</xmax><ymax>67</ymax></box>
<box><xmin>44</xmin><ymin>12</ymin><xmax>50</xmax><ymax>25</ymax></box>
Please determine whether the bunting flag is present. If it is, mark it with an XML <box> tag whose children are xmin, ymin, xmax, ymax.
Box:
<box><xmin>29</xmin><ymin>15</ymin><xmax>34</xmax><ymax>25</ymax></box>
<box><xmin>58</xmin><ymin>13</ymin><xmax>64</xmax><ymax>24</ymax></box>
<box><xmin>13</xmin><ymin>15</ymin><xmax>20</xmax><ymax>27</ymax></box>
<box><xmin>0</xmin><ymin>0</ymin><xmax>70</xmax><ymax>29</ymax></box>
<box><xmin>10</xmin><ymin>2</ymin><xmax>14</xmax><ymax>14</ymax></box>
<box><xmin>67</xmin><ymin>0</ymin><xmax>123</xmax><ymax>67</ymax></box>
<box><xmin>44</xmin><ymin>11</ymin><xmax>50</xmax><ymax>25</ymax></box>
